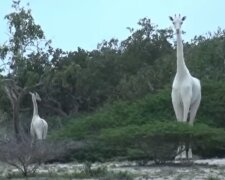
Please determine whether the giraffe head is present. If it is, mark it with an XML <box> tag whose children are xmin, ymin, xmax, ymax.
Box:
<box><xmin>169</xmin><ymin>14</ymin><xmax>186</xmax><ymax>34</ymax></box>
<box><xmin>29</xmin><ymin>92</ymin><xmax>41</xmax><ymax>101</ymax></box>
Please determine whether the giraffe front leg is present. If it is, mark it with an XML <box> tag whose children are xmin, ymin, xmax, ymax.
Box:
<box><xmin>189</xmin><ymin>97</ymin><xmax>201</xmax><ymax>126</ymax></box>
<box><xmin>181</xmin><ymin>86</ymin><xmax>192</xmax><ymax>123</ymax></box>
<box><xmin>172</xmin><ymin>90</ymin><xmax>183</xmax><ymax>122</ymax></box>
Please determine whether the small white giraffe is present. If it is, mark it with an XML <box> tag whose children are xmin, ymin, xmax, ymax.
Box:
<box><xmin>30</xmin><ymin>92</ymin><xmax>48</xmax><ymax>140</ymax></box>
<box><xmin>169</xmin><ymin>14</ymin><xmax>201</xmax><ymax>159</ymax></box>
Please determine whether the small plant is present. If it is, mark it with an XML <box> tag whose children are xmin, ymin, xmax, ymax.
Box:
<box><xmin>207</xmin><ymin>176</ymin><xmax>220</xmax><ymax>180</ymax></box>
<box><xmin>0</xmin><ymin>135</ymin><xmax>47</xmax><ymax>176</ymax></box>
<box><xmin>175</xmin><ymin>174</ymin><xmax>186</xmax><ymax>180</ymax></box>
<box><xmin>83</xmin><ymin>161</ymin><xmax>92</xmax><ymax>175</ymax></box>
<box><xmin>83</xmin><ymin>162</ymin><xmax>108</xmax><ymax>178</ymax></box>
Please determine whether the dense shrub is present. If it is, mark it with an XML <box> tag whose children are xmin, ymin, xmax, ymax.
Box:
<box><xmin>198</xmin><ymin>80</ymin><xmax>225</xmax><ymax>127</ymax></box>
<box><xmin>100</xmin><ymin>122</ymin><xmax>225</xmax><ymax>161</ymax></box>
<box><xmin>54</xmin><ymin>88</ymin><xmax>172</xmax><ymax>140</ymax></box>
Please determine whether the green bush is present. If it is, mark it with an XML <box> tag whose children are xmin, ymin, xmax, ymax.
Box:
<box><xmin>53</xmin><ymin>83</ymin><xmax>225</xmax><ymax>161</ymax></box>
<box><xmin>54</xmin><ymin>88</ymin><xmax>173</xmax><ymax>139</ymax></box>
<box><xmin>198</xmin><ymin>80</ymin><xmax>225</xmax><ymax>127</ymax></box>
<box><xmin>100</xmin><ymin>122</ymin><xmax>225</xmax><ymax>161</ymax></box>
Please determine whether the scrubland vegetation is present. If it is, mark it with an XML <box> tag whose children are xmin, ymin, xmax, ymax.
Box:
<box><xmin>1</xmin><ymin>0</ymin><xmax>225</xmax><ymax>178</ymax></box>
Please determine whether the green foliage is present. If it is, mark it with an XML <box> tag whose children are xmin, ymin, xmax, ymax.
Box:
<box><xmin>100</xmin><ymin>122</ymin><xmax>225</xmax><ymax>161</ymax></box>
<box><xmin>54</xmin><ymin>87</ymin><xmax>225</xmax><ymax>161</ymax></box>
<box><xmin>54</xmin><ymin>88</ymin><xmax>172</xmax><ymax>140</ymax></box>
<box><xmin>185</xmin><ymin>28</ymin><xmax>225</xmax><ymax>81</ymax></box>
<box><xmin>207</xmin><ymin>176</ymin><xmax>221</xmax><ymax>180</ymax></box>
<box><xmin>1</xmin><ymin>0</ymin><xmax>50</xmax><ymax>80</ymax></box>
<box><xmin>198</xmin><ymin>80</ymin><xmax>225</xmax><ymax>127</ymax></box>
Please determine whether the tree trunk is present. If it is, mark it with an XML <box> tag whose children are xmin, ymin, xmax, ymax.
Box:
<box><xmin>12</xmin><ymin>102</ymin><xmax>20</xmax><ymax>136</ymax></box>
<box><xmin>4</xmin><ymin>84</ymin><xmax>23</xmax><ymax>139</ymax></box>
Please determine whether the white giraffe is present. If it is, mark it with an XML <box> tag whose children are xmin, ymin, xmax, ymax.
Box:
<box><xmin>169</xmin><ymin>14</ymin><xmax>201</xmax><ymax>159</ymax></box>
<box><xmin>30</xmin><ymin>92</ymin><xmax>48</xmax><ymax>140</ymax></box>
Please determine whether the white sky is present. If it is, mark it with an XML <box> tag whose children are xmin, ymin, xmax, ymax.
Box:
<box><xmin>1</xmin><ymin>0</ymin><xmax>225</xmax><ymax>51</ymax></box>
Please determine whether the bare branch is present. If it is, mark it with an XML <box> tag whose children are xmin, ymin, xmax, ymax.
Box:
<box><xmin>0</xmin><ymin>134</ymin><xmax>85</xmax><ymax>176</ymax></box>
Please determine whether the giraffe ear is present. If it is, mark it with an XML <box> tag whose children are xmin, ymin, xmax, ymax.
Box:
<box><xmin>35</xmin><ymin>92</ymin><xmax>40</xmax><ymax>97</ymax></box>
<box><xmin>169</xmin><ymin>16</ymin><xmax>173</xmax><ymax>21</ymax></box>
<box><xmin>35</xmin><ymin>92</ymin><xmax>41</xmax><ymax>101</ymax></box>
<box><xmin>182</xmin><ymin>16</ymin><xmax>186</xmax><ymax>21</ymax></box>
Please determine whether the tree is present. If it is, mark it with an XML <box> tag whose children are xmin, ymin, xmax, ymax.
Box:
<box><xmin>0</xmin><ymin>1</ymin><xmax>51</xmax><ymax>137</ymax></box>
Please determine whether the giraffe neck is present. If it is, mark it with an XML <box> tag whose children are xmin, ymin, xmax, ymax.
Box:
<box><xmin>176</xmin><ymin>31</ymin><xmax>189</xmax><ymax>76</ymax></box>
<box><xmin>32</xmin><ymin>96</ymin><xmax>39</xmax><ymax>117</ymax></box>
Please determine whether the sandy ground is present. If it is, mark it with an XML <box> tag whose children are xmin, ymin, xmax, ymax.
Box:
<box><xmin>97</xmin><ymin>159</ymin><xmax>225</xmax><ymax>179</ymax></box>
<box><xmin>1</xmin><ymin>159</ymin><xmax>225</xmax><ymax>179</ymax></box>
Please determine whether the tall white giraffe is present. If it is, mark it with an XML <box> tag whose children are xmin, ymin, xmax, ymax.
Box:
<box><xmin>30</xmin><ymin>92</ymin><xmax>48</xmax><ymax>140</ymax></box>
<box><xmin>169</xmin><ymin>14</ymin><xmax>201</xmax><ymax>159</ymax></box>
